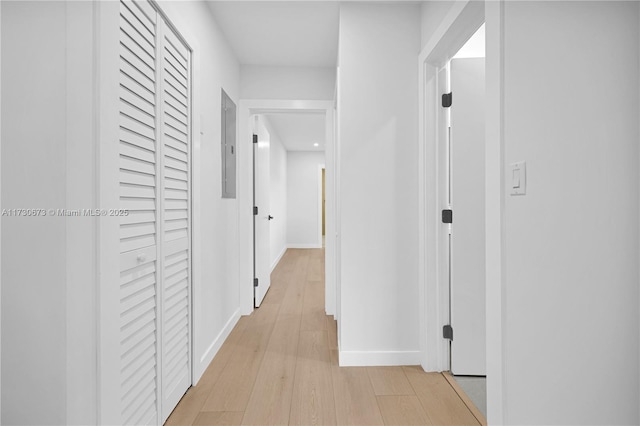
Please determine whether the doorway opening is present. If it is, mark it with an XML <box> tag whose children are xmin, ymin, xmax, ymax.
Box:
<box><xmin>322</xmin><ymin>167</ymin><xmax>326</xmax><ymax>247</ymax></box>
<box><xmin>417</xmin><ymin>0</ymin><xmax>496</xmax><ymax>421</ymax></box>
<box><xmin>238</xmin><ymin>100</ymin><xmax>336</xmax><ymax>320</ymax></box>
<box><xmin>445</xmin><ymin>23</ymin><xmax>487</xmax><ymax>418</ymax></box>
<box><xmin>250</xmin><ymin>111</ymin><xmax>328</xmax><ymax>308</ymax></box>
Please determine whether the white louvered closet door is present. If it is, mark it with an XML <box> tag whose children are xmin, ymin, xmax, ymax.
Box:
<box><xmin>159</xmin><ymin>22</ymin><xmax>191</xmax><ymax>424</ymax></box>
<box><xmin>118</xmin><ymin>0</ymin><xmax>160</xmax><ymax>424</ymax></box>
<box><xmin>116</xmin><ymin>0</ymin><xmax>191</xmax><ymax>424</ymax></box>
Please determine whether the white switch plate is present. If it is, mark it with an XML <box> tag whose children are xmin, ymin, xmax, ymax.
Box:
<box><xmin>510</xmin><ymin>161</ymin><xmax>526</xmax><ymax>195</ymax></box>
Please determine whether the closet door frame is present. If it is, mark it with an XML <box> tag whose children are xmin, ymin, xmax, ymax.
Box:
<box><xmin>96</xmin><ymin>1</ymin><xmax>194</xmax><ymax>423</ymax></box>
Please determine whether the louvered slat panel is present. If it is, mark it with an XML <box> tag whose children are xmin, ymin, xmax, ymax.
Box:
<box><xmin>163</xmin><ymin>167</ymin><xmax>187</xmax><ymax>182</ymax></box>
<box><xmin>120</xmin><ymin>156</ymin><xmax>155</xmax><ymax>176</ymax></box>
<box><xmin>120</xmin><ymin>183</ymin><xmax>155</xmax><ymax>198</ymax></box>
<box><xmin>165</xmin><ymin>178</ymin><xmax>188</xmax><ymax>191</ymax></box>
<box><xmin>118</xmin><ymin>1</ymin><xmax>159</xmax><ymax>424</ymax></box>
<box><xmin>164</xmin><ymin>102</ymin><xmax>188</xmax><ymax>126</ymax></box>
<box><xmin>164</xmin><ymin>96</ymin><xmax>187</xmax><ymax>119</ymax></box>
<box><xmin>121</xmin><ymin>210</ymin><xmax>156</xmax><ymax>226</ymax></box>
<box><xmin>164</xmin><ymin>209</ymin><xmax>188</xmax><ymax>221</ymax></box>
<box><xmin>120</xmin><ymin>1</ymin><xmax>154</xmax><ymax>44</ymax></box>
<box><xmin>161</xmin><ymin>21</ymin><xmax>191</xmax><ymax>422</ymax></box>
<box><xmin>120</xmin><ymin>86</ymin><xmax>155</xmax><ymax>118</ymax></box>
<box><xmin>164</xmin><ymin>112</ymin><xmax>188</xmax><ymax>135</ymax></box>
<box><xmin>163</xmin><ymin>65</ymin><xmax>187</xmax><ymax>92</ymax></box>
<box><xmin>120</xmin><ymin>169</ymin><xmax>156</xmax><ymax>187</ymax></box>
<box><xmin>163</xmin><ymin>44</ymin><xmax>187</xmax><ymax>76</ymax></box>
<box><xmin>164</xmin><ymin>127</ymin><xmax>188</xmax><ymax>146</ymax></box>
<box><xmin>165</xmin><ymin>218</ymin><xmax>188</xmax><ymax>232</ymax></box>
<box><xmin>120</xmin><ymin>62</ymin><xmax>155</xmax><ymax>101</ymax></box>
<box><xmin>120</xmin><ymin>114</ymin><xmax>155</xmax><ymax>141</ymax></box>
<box><xmin>164</xmin><ymin>199</ymin><xmax>188</xmax><ymax>211</ymax></box>
<box><xmin>164</xmin><ymin>187</ymin><xmax>187</xmax><ymax>200</ymax></box>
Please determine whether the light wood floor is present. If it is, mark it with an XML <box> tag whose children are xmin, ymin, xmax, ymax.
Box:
<box><xmin>166</xmin><ymin>249</ymin><xmax>486</xmax><ymax>426</ymax></box>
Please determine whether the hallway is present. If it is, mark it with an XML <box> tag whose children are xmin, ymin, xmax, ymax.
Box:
<box><xmin>166</xmin><ymin>249</ymin><xmax>484</xmax><ymax>425</ymax></box>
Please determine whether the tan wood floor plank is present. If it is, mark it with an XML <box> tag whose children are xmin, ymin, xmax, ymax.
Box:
<box><xmin>201</xmin><ymin>303</ymin><xmax>280</xmax><ymax>412</ymax></box>
<box><xmin>377</xmin><ymin>395</ymin><xmax>433</xmax><ymax>425</ymax></box>
<box><xmin>192</xmin><ymin>411</ymin><xmax>244</xmax><ymax>425</ymax></box>
<box><xmin>306</xmin><ymin>255</ymin><xmax>323</xmax><ymax>281</ymax></box>
<box><xmin>278</xmin><ymin>254</ymin><xmax>309</xmax><ymax>316</ymax></box>
<box><xmin>403</xmin><ymin>367</ymin><xmax>480</xmax><ymax>426</ymax></box>
<box><xmin>241</xmin><ymin>314</ymin><xmax>301</xmax><ymax>425</ymax></box>
<box><xmin>442</xmin><ymin>372</ymin><xmax>487</xmax><ymax>426</ymax></box>
<box><xmin>301</xmin><ymin>281</ymin><xmax>327</xmax><ymax>331</ymax></box>
<box><xmin>290</xmin><ymin>330</ymin><xmax>336</xmax><ymax>425</ymax></box>
<box><xmin>331</xmin><ymin>350</ymin><xmax>385</xmax><ymax>426</ymax></box>
<box><xmin>165</xmin><ymin>317</ymin><xmax>250</xmax><ymax>426</ymax></box>
<box><xmin>367</xmin><ymin>366</ymin><xmax>415</xmax><ymax>396</ymax></box>
<box><xmin>326</xmin><ymin>316</ymin><xmax>338</xmax><ymax>350</ymax></box>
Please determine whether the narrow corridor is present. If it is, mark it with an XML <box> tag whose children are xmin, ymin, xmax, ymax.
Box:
<box><xmin>166</xmin><ymin>249</ymin><xmax>484</xmax><ymax>425</ymax></box>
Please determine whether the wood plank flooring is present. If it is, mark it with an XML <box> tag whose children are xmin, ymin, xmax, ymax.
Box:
<box><xmin>166</xmin><ymin>249</ymin><xmax>484</xmax><ymax>426</ymax></box>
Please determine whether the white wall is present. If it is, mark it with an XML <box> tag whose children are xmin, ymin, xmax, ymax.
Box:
<box><xmin>338</xmin><ymin>3</ymin><xmax>421</xmax><ymax>365</ymax></box>
<box><xmin>261</xmin><ymin>117</ymin><xmax>288</xmax><ymax>270</ymax></box>
<box><xmin>158</xmin><ymin>1</ymin><xmax>241</xmax><ymax>384</ymax></box>
<box><xmin>2</xmin><ymin>2</ymin><xmax>68</xmax><ymax>423</ymax></box>
<box><xmin>287</xmin><ymin>152</ymin><xmax>325</xmax><ymax>248</ymax></box>
<box><xmin>241</xmin><ymin>65</ymin><xmax>336</xmax><ymax>100</ymax></box>
<box><xmin>501</xmin><ymin>2</ymin><xmax>639</xmax><ymax>423</ymax></box>
<box><xmin>420</xmin><ymin>1</ymin><xmax>455</xmax><ymax>50</ymax></box>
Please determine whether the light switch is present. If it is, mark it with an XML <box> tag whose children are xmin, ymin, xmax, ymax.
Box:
<box><xmin>510</xmin><ymin>161</ymin><xmax>526</xmax><ymax>195</ymax></box>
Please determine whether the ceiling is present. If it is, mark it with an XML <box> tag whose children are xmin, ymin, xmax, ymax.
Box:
<box><xmin>265</xmin><ymin>113</ymin><xmax>326</xmax><ymax>152</ymax></box>
<box><xmin>206</xmin><ymin>1</ymin><xmax>340</xmax><ymax>67</ymax></box>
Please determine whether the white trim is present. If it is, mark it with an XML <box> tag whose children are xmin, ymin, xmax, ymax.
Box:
<box><xmin>270</xmin><ymin>246</ymin><xmax>287</xmax><ymax>273</ymax></box>
<box><xmin>1</xmin><ymin>2</ymin><xmax>3</xmax><ymax>419</ymax></box>
<box><xmin>338</xmin><ymin>351</ymin><xmax>421</xmax><ymax>367</ymax></box>
<box><xmin>485</xmin><ymin>1</ymin><xmax>506</xmax><ymax>422</ymax></box>
<box><xmin>287</xmin><ymin>243</ymin><xmax>322</xmax><ymax>249</ymax></box>
<box><xmin>193</xmin><ymin>308</ymin><xmax>240</xmax><ymax>385</ymax></box>
<box><xmin>318</xmin><ymin>164</ymin><xmax>325</xmax><ymax>250</ymax></box>
<box><xmin>239</xmin><ymin>99</ymin><xmax>335</xmax><ymax>317</ymax></box>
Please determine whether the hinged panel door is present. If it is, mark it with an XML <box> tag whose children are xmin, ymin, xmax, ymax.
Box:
<box><xmin>450</xmin><ymin>57</ymin><xmax>486</xmax><ymax>376</ymax></box>
<box><xmin>117</xmin><ymin>0</ymin><xmax>160</xmax><ymax>424</ymax></box>
<box><xmin>159</xmin><ymin>18</ymin><xmax>192</xmax><ymax>423</ymax></box>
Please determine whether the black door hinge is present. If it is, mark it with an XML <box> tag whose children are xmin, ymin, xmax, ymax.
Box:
<box><xmin>442</xmin><ymin>92</ymin><xmax>452</xmax><ymax>108</ymax></box>
<box><xmin>443</xmin><ymin>325</ymin><xmax>453</xmax><ymax>340</ymax></box>
<box><xmin>254</xmin><ymin>278</ymin><xmax>259</xmax><ymax>287</ymax></box>
<box><xmin>254</xmin><ymin>206</ymin><xmax>258</xmax><ymax>215</ymax></box>
<box><xmin>442</xmin><ymin>209</ymin><xmax>453</xmax><ymax>224</ymax></box>
<box><xmin>253</xmin><ymin>134</ymin><xmax>258</xmax><ymax>144</ymax></box>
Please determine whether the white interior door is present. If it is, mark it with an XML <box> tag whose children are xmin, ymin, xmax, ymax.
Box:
<box><xmin>159</xmin><ymin>21</ymin><xmax>192</xmax><ymax>423</ymax></box>
<box><xmin>117</xmin><ymin>1</ymin><xmax>160</xmax><ymax>423</ymax></box>
<box><xmin>114</xmin><ymin>1</ymin><xmax>191</xmax><ymax>423</ymax></box>
<box><xmin>449</xmin><ymin>57</ymin><xmax>486</xmax><ymax>375</ymax></box>
<box><xmin>253</xmin><ymin>116</ymin><xmax>271</xmax><ymax>307</ymax></box>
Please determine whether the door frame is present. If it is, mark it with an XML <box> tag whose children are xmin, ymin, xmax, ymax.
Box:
<box><xmin>318</xmin><ymin>164</ymin><xmax>326</xmax><ymax>248</ymax></box>
<box><xmin>417</xmin><ymin>0</ymin><xmax>506</xmax><ymax>422</ymax></box>
<box><xmin>238</xmin><ymin>100</ymin><xmax>336</xmax><ymax>317</ymax></box>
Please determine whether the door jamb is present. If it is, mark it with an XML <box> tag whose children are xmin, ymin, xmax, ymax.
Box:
<box><xmin>238</xmin><ymin>100</ymin><xmax>336</xmax><ymax>317</ymax></box>
<box><xmin>318</xmin><ymin>164</ymin><xmax>326</xmax><ymax>249</ymax></box>
<box><xmin>417</xmin><ymin>0</ymin><xmax>506</xmax><ymax>423</ymax></box>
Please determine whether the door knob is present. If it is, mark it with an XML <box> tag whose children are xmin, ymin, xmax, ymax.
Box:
<box><xmin>268</xmin><ymin>215</ymin><xmax>274</xmax><ymax>220</ymax></box>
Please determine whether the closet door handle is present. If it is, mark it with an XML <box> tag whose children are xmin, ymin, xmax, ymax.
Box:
<box><xmin>268</xmin><ymin>215</ymin><xmax>274</xmax><ymax>220</ymax></box>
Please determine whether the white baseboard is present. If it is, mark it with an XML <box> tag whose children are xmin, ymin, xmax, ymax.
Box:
<box><xmin>287</xmin><ymin>243</ymin><xmax>322</xmax><ymax>249</ymax></box>
<box><xmin>338</xmin><ymin>350</ymin><xmax>421</xmax><ymax>367</ymax></box>
<box><xmin>193</xmin><ymin>308</ymin><xmax>240</xmax><ymax>385</ymax></box>
<box><xmin>270</xmin><ymin>246</ymin><xmax>287</xmax><ymax>272</ymax></box>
